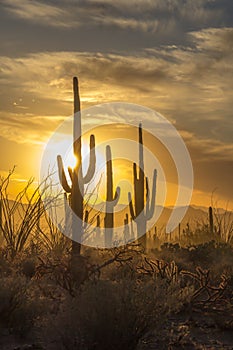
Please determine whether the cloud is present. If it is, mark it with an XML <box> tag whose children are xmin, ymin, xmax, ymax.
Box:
<box><xmin>1</xmin><ymin>0</ymin><xmax>225</xmax><ymax>33</ymax></box>
<box><xmin>0</xmin><ymin>26</ymin><xmax>232</xmax><ymax>159</ymax></box>
<box><xmin>0</xmin><ymin>111</ymin><xmax>65</xmax><ymax>145</ymax></box>
<box><xmin>180</xmin><ymin>130</ymin><xmax>233</xmax><ymax>162</ymax></box>
<box><xmin>1</xmin><ymin>0</ymin><xmax>69</xmax><ymax>27</ymax></box>
<box><xmin>1</xmin><ymin>0</ymin><xmax>231</xmax><ymax>60</ymax></box>
<box><xmin>190</xmin><ymin>26</ymin><xmax>233</xmax><ymax>53</ymax></box>
<box><xmin>0</xmin><ymin>0</ymin><xmax>159</xmax><ymax>30</ymax></box>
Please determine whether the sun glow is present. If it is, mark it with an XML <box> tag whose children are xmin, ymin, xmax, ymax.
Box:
<box><xmin>65</xmin><ymin>150</ymin><xmax>77</xmax><ymax>169</ymax></box>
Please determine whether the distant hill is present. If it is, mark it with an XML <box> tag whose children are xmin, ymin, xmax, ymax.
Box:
<box><xmin>1</xmin><ymin>198</ymin><xmax>231</xmax><ymax>238</ymax></box>
<box><xmin>87</xmin><ymin>203</ymin><xmax>230</xmax><ymax>233</ymax></box>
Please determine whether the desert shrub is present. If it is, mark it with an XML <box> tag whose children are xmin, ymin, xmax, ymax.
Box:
<box><xmin>0</xmin><ymin>248</ymin><xmax>11</xmax><ymax>277</ymax></box>
<box><xmin>45</xmin><ymin>276</ymin><xmax>193</xmax><ymax>350</ymax></box>
<box><xmin>35</xmin><ymin>253</ymin><xmax>91</xmax><ymax>297</ymax></box>
<box><xmin>20</xmin><ymin>258</ymin><xmax>36</xmax><ymax>279</ymax></box>
<box><xmin>185</xmin><ymin>241</ymin><xmax>233</xmax><ymax>278</ymax></box>
<box><xmin>0</xmin><ymin>275</ymin><xmax>42</xmax><ymax>337</ymax></box>
<box><xmin>1</xmin><ymin>250</ymin><xmax>38</xmax><ymax>279</ymax></box>
<box><xmin>154</xmin><ymin>241</ymin><xmax>233</xmax><ymax>275</ymax></box>
<box><xmin>151</xmin><ymin>244</ymin><xmax>193</xmax><ymax>272</ymax></box>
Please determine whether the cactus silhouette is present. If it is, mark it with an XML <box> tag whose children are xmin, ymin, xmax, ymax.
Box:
<box><xmin>123</xmin><ymin>213</ymin><xmax>130</xmax><ymax>243</ymax></box>
<box><xmin>130</xmin><ymin>216</ymin><xmax>134</xmax><ymax>240</ymax></box>
<box><xmin>95</xmin><ymin>214</ymin><xmax>101</xmax><ymax>245</ymax></box>
<box><xmin>209</xmin><ymin>206</ymin><xmax>214</xmax><ymax>234</ymax></box>
<box><xmin>83</xmin><ymin>210</ymin><xmax>89</xmax><ymax>231</ymax></box>
<box><xmin>128</xmin><ymin>123</ymin><xmax>157</xmax><ymax>247</ymax></box>
<box><xmin>104</xmin><ymin>145</ymin><xmax>120</xmax><ymax>247</ymax></box>
<box><xmin>57</xmin><ymin>77</ymin><xmax>96</xmax><ymax>257</ymax></box>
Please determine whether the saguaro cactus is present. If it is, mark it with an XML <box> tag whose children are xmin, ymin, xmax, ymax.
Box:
<box><xmin>130</xmin><ymin>216</ymin><xmax>134</xmax><ymax>240</ymax></box>
<box><xmin>128</xmin><ymin>123</ymin><xmax>157</xmax><ymax>246</ymax></box>
<box><xmin>209</xmin><ymin>206</ymin><xmax>214</xmax><ymax>234</ymax></box>
<box><xmin>123</xmin><ymin>213</ymin><xmax>130</xmax><ymax>243</ymax></box>
<box><xmin>95</xmin><ymin>215</ymin><xmax>101</xmax><ymax>245</ymax></box>
<box><xmin>104</xmin><ymin>145</ymin><xmax>120</xmax><ymax>247</ymax></box>
<box><xmin>57</xmin><ymin>77</ymin><xmax>96</xmax><ymax>257</ymax></box>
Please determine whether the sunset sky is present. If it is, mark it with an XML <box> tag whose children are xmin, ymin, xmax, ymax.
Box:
<box><xmin>0</xmin><ymin>0</ymin><xmax>232</xmax><ymax>208</ymax></box>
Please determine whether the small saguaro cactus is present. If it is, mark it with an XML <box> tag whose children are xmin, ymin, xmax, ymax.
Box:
<box><xmin>95</xmin><ymin>214</ymin><xmax>101</xmax><ymax>245</ymax></box>
<box><xmin>57</xmin><ymin>77</ymin><xmax>96</xmax><ymax>258</ymax></box>
<box><xmin>130</xmin><ymin>216</ymin><xmax>134</xmax><ymax>240</ymax></box>
<box><xmin>104</xmin><ymin>145</ymin><xmax>120</xmax><ymax>247</ymax></box>
<box><xmin>128</xmin><ymin>123</ymin><xmax>157</xmax><ymax>247</ymax></box>
<box><xmin>123</xmin><ymin>213</ymin><xmax>130</xmax><ymax>243</ymax></box>
<box><xmin>209</xmin><ymin>206</ymin><xmax>214</xmax><ymax>234</ymax></box>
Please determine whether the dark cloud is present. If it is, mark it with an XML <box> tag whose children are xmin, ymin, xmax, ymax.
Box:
<box><xmin>0</xmin><ymin>27</ymin><xmax>232</xmax><ymax>147</ymax></box>
<box><xmin>1</xmin><ymin>0</ymin><xmax>232</xmax><ymax>57</ymax></box>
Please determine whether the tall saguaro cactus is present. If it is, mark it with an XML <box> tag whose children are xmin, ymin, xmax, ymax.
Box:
<box><xmin>104</xmin><ymin>145</ymin><xmax>120</xmax><ymax>247</ymax></box>
<box><xmin>57</xmin><ymin>77</ymin><xmax>96</xmax><ymax>257</ymax></box>
<box><xmin>128</xmin><ymin>123</ymin><xmax>157</xmax><ymax>246</ymax></box>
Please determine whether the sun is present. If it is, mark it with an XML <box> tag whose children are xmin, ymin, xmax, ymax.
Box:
<box><xmin>65</xmin><ymin>151</ymin><xmax>77</xmax><ymax>169</ymax></box>
<box><xmin>62</xmin><ymin>142</ymin><xmax>137</xmax><ymax>206</ymax></box>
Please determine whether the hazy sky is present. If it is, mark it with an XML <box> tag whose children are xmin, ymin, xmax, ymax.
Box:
<box><xmin>0</xmin><ymin>0</ymin><xmax>232</xmax><ymax>208</ymax></box>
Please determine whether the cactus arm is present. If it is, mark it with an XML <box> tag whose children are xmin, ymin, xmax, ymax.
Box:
<box><xmin>105</xmin><ymin>145</ymin><xmax>120</xmax><ymax>205</ymax></box>
<box><xmin>146</xmin><ymin>169</ymin><xmax>157</xmax><ymax>220</ymax></box>
<box><xmin>133</xmin><ymin>162</ymin><xmax>139</xmax><ymax>216</ymax></box>
<box><xmin>57</xmin><ymin>155</ymin><xmax>72</xmax><ymax>193</ymax></box>
<box><xmin>146</xmin><ymin>176</ymin><xmax>149</xmax><ymax>215</ymax></box>
<box><xmin>133</xmin><ymin>162</ymin><xmax>138</xmax><ymax>181</ymax></box>
<box><xmin>83</xmin><ymin>134</ymin><xmax>96</xmax><ymax>184</ymax></box>
<box><xmin>128</xmin><ymin>192</ymin><xmax>136</xmax><ymax>220</ymax></box>
<box><xmin>97</xmin><ymin>215</ymin><xmax>100</xmax><ymax>227</ymax></box>
<box><xmin>68</xmin><ymin>167</ymin><xmax>73</xmax><ymax>182</ymax></box>
<box><xmin>111</xmin><ymin>186</ymin><xmax>121</xmax><ymax>206</ymax></box>
<box><xmin>105</xmin><ymin>186</ymin><xmax>120</xmax><ymax>207</ymax></box>
<box><xmin>146</xmin><ymin>176</ymin><xmax>149</xmax><ymax>195</ymax></box>
<box><xmin>83</xmin><ymin>210</ymin><xmax>89</xmax><ymax>230</ymax></box>
<box><xmin>64</xmin><ymin>192</ymin><xmax>68</xmax><ymax>204</ymax></box>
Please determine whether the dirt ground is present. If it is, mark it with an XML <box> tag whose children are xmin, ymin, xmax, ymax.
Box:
<box><xmin>138</xmin><ymin>302</ymin><xmax>233</xmax><ymax>350</ymax></box>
